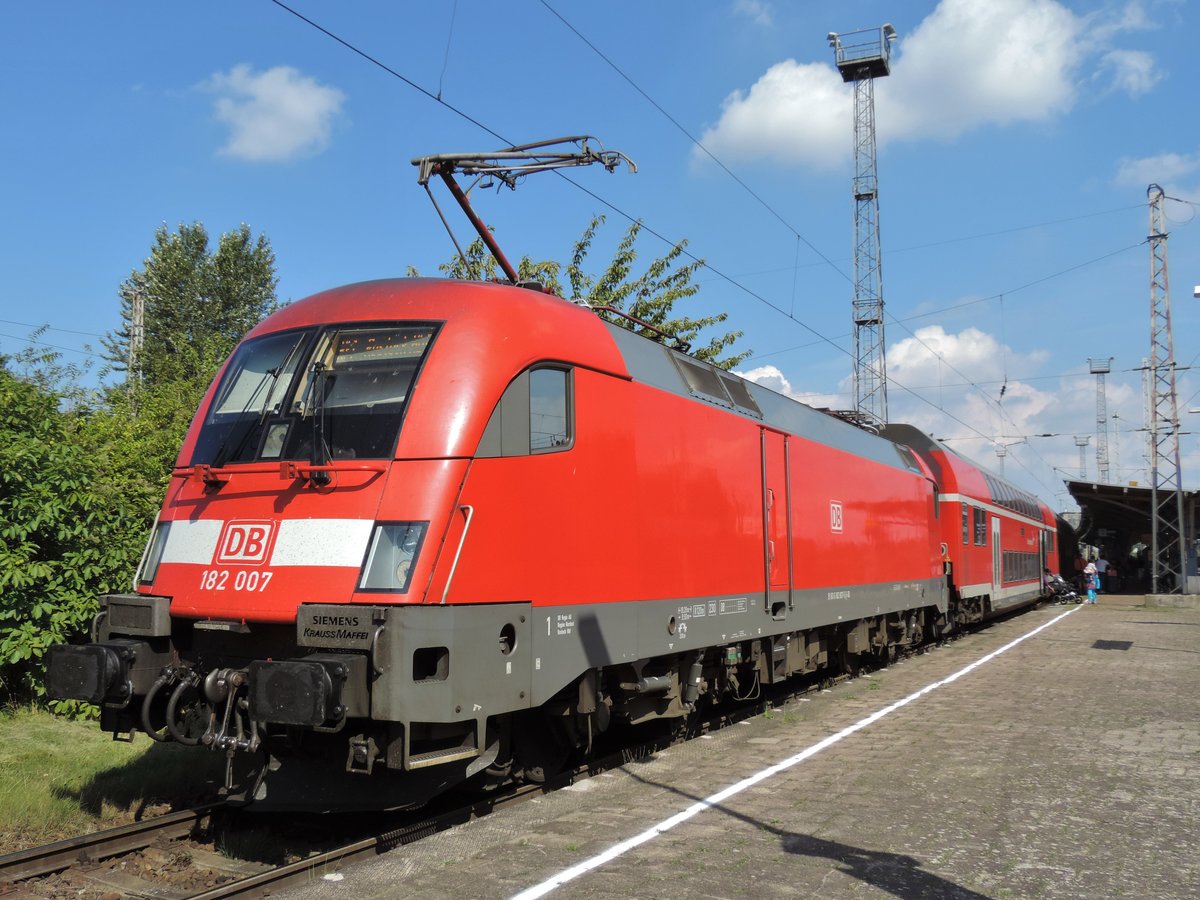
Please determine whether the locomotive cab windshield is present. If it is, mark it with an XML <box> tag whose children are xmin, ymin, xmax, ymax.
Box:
<box><xmin>193</xmin><ymin>322</ymin><xmax>439</xmax><ymax>466</ymax></box>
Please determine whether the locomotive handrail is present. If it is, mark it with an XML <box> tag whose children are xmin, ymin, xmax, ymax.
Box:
<box><xmin>593</xmin><ymin>305</ymin><xmax>692</xmax><ymax>353</ymax></box>
<box><xmin>441</xmin><ymin>504</ymin><xmax>475</xmax><ymax>605</ymax></box>
<box><xmin>278</xmin><ymin>460</ymin><xmax>389</xmax><ymax>479</ymax></box>
<box><xmin>173</xmin><ymin>461</ymin><xmax>388</xmax><ymax>485</ymax></box>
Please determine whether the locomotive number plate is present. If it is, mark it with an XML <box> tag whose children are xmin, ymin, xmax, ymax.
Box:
<box><xmin>198</xmin><ymin>569</ymin><xmax>275</xmax><ymax>592</ymax></box>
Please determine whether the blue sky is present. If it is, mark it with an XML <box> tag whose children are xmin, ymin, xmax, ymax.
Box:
<box><xmin>2</xmin><ymin>0</ymin><xmax>1198</xmax><ymax>510</ymax></box>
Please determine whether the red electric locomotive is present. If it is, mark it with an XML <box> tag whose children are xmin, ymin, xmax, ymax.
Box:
<box><xmin>47</xmin><ymin>278</ymin><xmax>1060</xmax><ymax>810</ymax></box>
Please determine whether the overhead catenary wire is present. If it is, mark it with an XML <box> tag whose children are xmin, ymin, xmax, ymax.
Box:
<box><xmin>268</xmin><ymin>0</ymin><xmax>510</xmax><ymax>146</ymax></box>
<box><xmin>533</xmin><ymin>0</ymin><xmax>1156</xmax><ymax>424</ymax></box>
<box><xmin>261</xmin><ymin>1</ymin><xmax>1082</xmax><ymax>497</ymax></box>
<box><xmin>696</xmin><ymin>204</ymin><xmax>1146</xmax><ymax>284</ymax></box>
<box><xmin>741</xmin><ymin>238</ymin><xmax>1147</xmax><ymax>363</ymax></box>
<box><xmin>261</xmin><ymin>1</ymin><xmax>1151</xmax><ymax>500</ymax></box>
<box><xmin>500</xmin><ymin>175</ymin><xmax>1077</xmax><ymax>497</ymax></box>
<box><xmin>532</xmin><ymin>0</ymin><xmax>1161</xmax><ymax>494</ymax></box>
<box><xmin>265</xmin><ymin>1</ymin><xmax>856</xmax><ymax>357</ymax></box>
<box><xmin>0</xmin><ymin>318</ymin><xmax>107</xmax><ymax>339</ymax></box>
<box><xmin>435</xmin><ymin>0</ymin><xmax>459</xmax><ymax>101</ymax></box>
<box><xmin>537</xmin><ymin>0</ymin><xmax>852</xmax><ymax>285</ymax></box>
<box><xmin>0</xmin><ymin>332</ymin><xmax>101</xmax><ymax>359</ymax></box>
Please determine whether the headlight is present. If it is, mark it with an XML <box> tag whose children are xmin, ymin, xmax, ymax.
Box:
<box><xmin>137</xmin><ymin>520</ymin><xmax>171</xmax><ymax>586</ymax></box>
<box><xmin>358</xmin><ymin>522</ymin><xmax>428</xmax><ymax>592</ymax></box>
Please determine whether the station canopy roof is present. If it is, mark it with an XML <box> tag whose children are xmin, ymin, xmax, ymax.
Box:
<box><xmin>1064</xmin><ymin>479</ymin><xmax>1198</xmax><ymax>550</ymax></box>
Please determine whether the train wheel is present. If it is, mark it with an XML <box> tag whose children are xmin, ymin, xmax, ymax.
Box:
<box><xmin>480</xmin><ymin>721</ymin><xmax>514</xmax><ymax>791</ymax></box>
<box><xmin>511</xmin><ymin>711</ymin><xmax>569</xmax><ymax>784</ymax></box>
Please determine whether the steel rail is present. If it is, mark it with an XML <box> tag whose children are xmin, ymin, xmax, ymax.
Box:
<box><xmin>0</xmin><ymin>803</ymin><xmax>221</xmax><ymax>882</ymax></box>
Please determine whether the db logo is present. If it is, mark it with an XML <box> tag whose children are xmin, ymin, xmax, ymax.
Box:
<box><xmin>830</xmin><ymin>501</ymin><xmax>844</xmax><ymax>534</ymax></box>
<box><xmin>215</xmin><ymin>520</ymin><xmax>277</xmax><ymax>565</ymax></box>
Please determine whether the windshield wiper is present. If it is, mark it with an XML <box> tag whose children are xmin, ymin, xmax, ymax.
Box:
<box><xmin>210</xmin><ymin>337</ymin><xmax>305</xmax><ymax>469</ymax></box>
<box><xmin>309</xmin><ymin>361</ymin><xmax>333</xmax><ymax>486</ymax></box>
<box><xmin>211</xmin><ymin>370</ymin><xmax>278</xmax><ymax>470</ymax></box>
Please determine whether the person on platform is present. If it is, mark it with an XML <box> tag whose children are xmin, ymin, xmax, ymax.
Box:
<box><xmin>1095</xmin><ymin>554</ymin><xmax>1109</xmax><ymax>594</ymax></box>
<box><xmin>1083</xmin><ymin>560</ymin><xmax>1098</xmax><ymax>604</ymax></box>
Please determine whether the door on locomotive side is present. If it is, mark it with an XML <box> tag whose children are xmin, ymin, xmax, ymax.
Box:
<box><xmin>761</xmin><ymin>428</ymin><xmax>793</xmax><ymax>616</ymax></box>
<box><xmin>991</xmin><ymin>513</ymin><xmax>1002</xmax><ymax>601</ymax></box>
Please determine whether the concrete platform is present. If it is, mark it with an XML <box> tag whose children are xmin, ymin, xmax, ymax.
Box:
<box><xmin>284</xmin><ymin>598</ymin><xmax>1199</xmax><ymax>899</ymax></box>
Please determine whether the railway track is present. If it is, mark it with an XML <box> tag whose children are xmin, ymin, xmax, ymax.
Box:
<box><xmin>0</xmin><ymin>803</ymin><xmax>223</xmax><ymax>895</ymax></box>
<box><xmin>0</xmin><ymin>774</ymin><xmax>612</xmax><ymax>898</ymax></box>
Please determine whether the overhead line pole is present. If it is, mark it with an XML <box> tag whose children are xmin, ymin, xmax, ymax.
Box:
<box><xmin>1146</xmin><ymin>184</ymin><xmax>1187</xmax><ymax>594</ymax></box>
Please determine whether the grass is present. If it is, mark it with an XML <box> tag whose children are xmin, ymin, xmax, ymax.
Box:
<box><xmin>0</xmin><ymin>706</ymin><xmax>224</xmax><ymax>854</ymax></box>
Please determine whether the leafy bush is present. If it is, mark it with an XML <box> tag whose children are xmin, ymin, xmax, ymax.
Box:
<box><xmin>0</xmin><ymin>364</ymin><xmax>146</xmax><ymax>705</ymax></box>
<box><xmin>0</xmin><ymin>223</ymin><xmax>279</xmax><ymax>707</ymax></box>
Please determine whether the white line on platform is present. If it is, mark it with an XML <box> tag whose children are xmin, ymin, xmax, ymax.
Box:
<box><xmin>510</xmin><ymin>605</ymin><xmax>1081</xmax><ymax>900</ymax></box>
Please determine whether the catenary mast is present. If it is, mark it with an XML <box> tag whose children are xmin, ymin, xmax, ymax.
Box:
<box><xmin>1146</xmin><ymin>184</ymin><xmax>1186</xmax><ymax>593</ymax></box>
<box><xmin>829</xmin><ymin>24</ymin><xmax>897</xmax><ymax>431</ymax></box>
<box><xmin>1088</xmin><ymin>357</ymin><xmax>1112</xmax><ymax>482</ymax></box>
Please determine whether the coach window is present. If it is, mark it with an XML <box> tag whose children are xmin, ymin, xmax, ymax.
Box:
<box><xmin>961</xmin><ymin>503</ymin><xmax>969</xmax><ymax>545</ymax></box>
<box><xmin>530</xmin><ymin>367</ymin><xmax>572</xmax><ymax>452</ymax></box>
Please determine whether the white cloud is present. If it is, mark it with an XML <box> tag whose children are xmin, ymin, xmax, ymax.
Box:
<box><xmin>733</xmin><ymin>0</ymin><xmax>773</xmax><ymax>27</ymax></box>
<box><xmin>699</xmin><ymin>60</ymin><xmax>848</xmax><ymax>169</ymax></box>
<box><xmin>1114</xmin><ymin>150</ymin><xmax>1200</xmax><ymax>187</ymax></box>
<box><xmin>886</xmin><ymin>329</ymin><xmax>1053</xmax><ymax>447</ymax></box>
<box><xmin>883</xmin><ymin>0</ymin><xmax>1082</xmax><ymax>140</ymax></box>
<box><xmin>204</xmin><ymin>64</ymin><xmax>345</xmax><ymax>162</ymax></box>
<box><xmin>1086</xmin><ymin>0</ymin><xmax>1154</xmax><ymax>43</ymax></box>
<box><xmin>738</xmin><ymin>324</ymin><xmax>1179</xmax><ymax>500</ymax></box>
<box><xmin>1097</xmin><ymin>49</ymin><xmax>1160</xmax><ymax>96</ymax></box>
<box><xmin>880</xmin><ymin>326</ymin><xmax>1169</xmax><ymax>495</ymax></box>
<box><xmin>696</xmin><ymin>0</ymin><xmax>1158</xmax><ymax>168</ymax></box>
<box><xmin>736</xmin><ymin>363</ymin><xmax>844</xmax><ymax>408</ymax></box>
<box><xmin>887</xmin><ymin>324</ymin><xmax>1048</xmax><ymax>388</ymax></box>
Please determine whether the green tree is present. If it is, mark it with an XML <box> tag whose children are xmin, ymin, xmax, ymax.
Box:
<box><xmin>104</xmin><ymin>222</ymin><xmax>278</xmax><ymax>390</ymax></box>
<box><xmin>103</xmin><ymin>222</ymin><xmax>280</xmax><ymax>483</ymax></box>
<box><xmin>567</xmin><ymin>216</ymin><xmax>749</xmax><ymax>369</ymax></box>
<box><xmin>0</xmin><ymin>224</ymin><xmax>280</xmax><ymax>707</ymax></box>
<box><xmin>0</xmin><ymin>359</ymin><xmax>144</xmax><ymax>705</ymax></box>
<box><xmin>412</xmin><ymin>216</ymin><xmax>749</xmax><ymax>369</ymax></box>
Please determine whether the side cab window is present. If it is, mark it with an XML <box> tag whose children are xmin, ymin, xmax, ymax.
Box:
<box><xmin>477</xmin><ymin>366</ymin><xmax>574</xmax><ymax>458</ymax></box>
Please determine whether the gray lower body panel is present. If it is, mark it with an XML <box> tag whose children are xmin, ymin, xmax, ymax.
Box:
<box><xmin>528</xmin><ymin>578</ymin><xmax>945</xmax><ymax>704</ymax></box>
<box><xmin>304</xmin><ymin>578</ymin><xmax>944</xmax><ymax>724</ymax></box>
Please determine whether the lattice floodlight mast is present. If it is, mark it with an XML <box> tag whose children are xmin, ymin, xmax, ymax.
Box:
<box><xmin>1088</xmin><ymin>357</ymin><xmax>1112</xmax><ymax>482</ymax></box>
<box><xmin>829</xmin><ymin>24</ymin><xmax>896</xmax><ymax>432</ymax></box>
<box><xmin>412</xmin><ymin>136</ymin><xmax>636</xmax><ymax>285</ymax></box>
<box><xmin>1074</xmin><ymin>435</ymin><xmax>1090</xmax><ymax>480</ymax></box>
<box><xmin>1146</xmin><ymin>184</ymin><xmax>1186</xmax><ymax>593</ymax></box>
